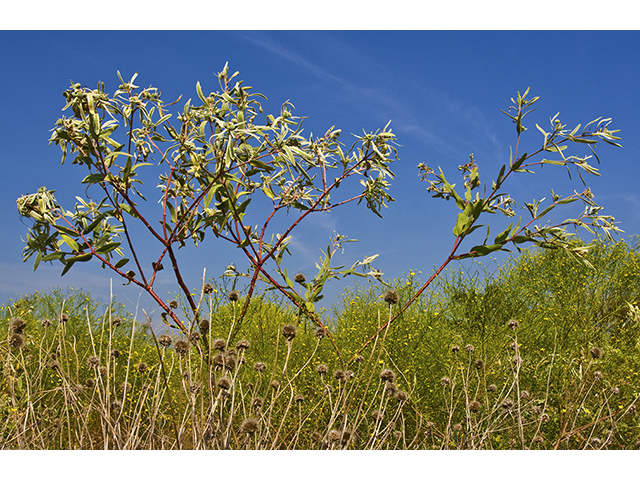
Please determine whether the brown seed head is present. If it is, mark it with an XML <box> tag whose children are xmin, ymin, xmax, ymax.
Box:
<box><xmin>85</xmin><ymin>378</ymin><xmax>95</xmax><ymax>388</ymax></box>
<box><xmin>41</xmin><ymin>318</ymin><xmax>51</xmax><ymax>328</ymax></box>
<box><xmin>474</xmin><ymin>359</ymin><xmax>484</xmax><ymax>369</ymax></box>
<box><xmin>282</xmin><ymin>324</ymin><xmax>297</xmax><ymax>341</ymax></box>
<box><xmin>295</xmin><ymin>394</ymin><xmax>304</xmax><ymax>403</ymax></box>
<box><xmin>236</xmin><ymin>339</ymin><xmax>250</xmax><ymax>351</ymax></box>
<box><xmin>203</xmin><ymin>283</ymin><xmax>214</xmax><ymax>295</ymax></box>
<box><xmin>198</xmin><ymin>319</ymin><xmax>210</xmax><ymax>333</ymax></box>
<box><xmin>252</xmin><ymin>397</ymin><xmax>264</xmax><ymax>410</ymax></box>
<box><xmin>158</xmin><ymin>335</ymin><xmax>172</xmax><ymax>348</ymax></box>
<box><xmin>385</xmin><ymin>381</ymin><xmax>398</xmax><ymax>394</ymax></box>
<box><xmin>594</xmin><ymin>371</ymin><xmax>603</xmax><ymax>381</ymax></box>
<box><xmin>111</xmin><ymin>317</ymin><xmax>122</xmax><ymax>328</ymax></box>
<box><xmin>316</xmin><ymin>364</ymin><xmax>328</xmax><ymax>375</ymax></box>
<box><xmin>451</xmin><ymin>345</ymin><xmax>460</xmax><ymax>353</ymax></box>
<box><xmin>10</xmin><ymin>317</ymin><xmax>26</xmax><ymax>335</ymax></box>
<box><xmin>371</xmin><ymin>410</ymin><xmax>384</xmax><ymax>421</ymax></box>
<box><xmin>465</xmin><ymin>344</ymin><xmax>474</xmax><ymax>353</ymax></box>
<box><xmin>384</xmin><ymin>289</ymin><xmax>399</xmax><ymax>305</ymax></box>
<box><xmin>501</xmin><ymin>398</ymin><xmax>514</xmax><ymax>410</ymax></box>
<box><xmin>254</xmin><ymin>361</ymin><xmax>267</xmax><ymax>372</ymax></box>
<box><xmin>355</xmin><ymin>355</ymin><xmax>364</xmax><ymax>364</ymax></box>
<box><xmin>334</xmin><ymin>370</ymin><xmax>345</xmax><ymax>381</ymax></box>
<box><xmin>174</xmin><ymin>339</ymin><xmax>190</xmax><ymax>357</ymax></box>
<box><xmin>111</xmin><ymin>349</ymin><xmax>120</xmax><ymax>359</ymax></box>
<box><xmin>507</xmin><ymin>319</ymin><xmax>519</xmax><ymax>329</ymax></box>
<box><xmin>87</xmin><ymin>355</ymin><xmax>100</xmax><ymax>369</ymax></box>
<box><xmin>223</xmin><ymin>355</ymin><xmax>236</xmax><ymax>371</ymax></box>
<box><xmin>315</xmin><ymin>327</ymin><xmax>327</xmax><ymax>340</ymax></box>
<box><xmin>228</xmin><ymin>290</ymin><xmax>240</xmax><ymax>302</ymax></box>
<box><xmin>294</xmin><ymin>272</ymin><xmax>306</xmax><ymax>284</ymax></box>
<box><xmin>9</xmin><ymin>333</ymin><xmax>24</xmax><ymax>349</ymax></box>
<box><xmin>58</xmin><ymin>313</ymin><xmax>69</xmax><ymax>323</ymax></box>
<box><xmin>213</xmin><ymin>338</ymin><xmax>226</xmax><ymax>351</ymax></box>
<box><xmin>169</xmin><ymin>300</ymin><xmax>179</xmax><ymax>309</ymax></box>
<box><xmin>380</xmin><ymin>369</ymin><xmax>396</xmax><ymax>383</ymax></box>
<box><xmin>590</xmin><ymin>347</ymin><xmax>603</xmax><ymax>359</ymax></box>
<box><xmin>270</xmin><ymin>380</ymin><xmax>280</xmax><ymax>389</ymax></box>
<box><xmin>189</xmin><ymin>331</ymin><xmax>200</xmax><ymax>343</ymax></box>
<box><xmin>395</xmin><ymin>390</ymin><xmax>409</xmax><ymax>402</ymax></box>
<box><xmin>441</xmin><ymin>376</ymin><xmax>451</xmax><ymax>386</ymax></box>
<box><xmin>611</xmin><ymin>387</ymin><xmax>620</xmax><ymax>395</ymax></box>
<box><xmin>137</xmin><ymin>362</ymin><xmax>148</xmax><ymax>374</ymax></box>
<box><xmin>487</xmin><ymin>384</ymin><xmax>497</xmax><ymax>393</ymax></box>
<box><xmin>469</xmin><ymin>400</ymin><xmax>482</xmax><ymax>413</ymax></box>
<box><xmin>217</xmin><ymin>377</ymin><xmax>231</xmax><ymax>390</ymax></box>
<box><xmin>240</xmin><ymin>418</ymin><xmax>259</xmax><ymax>434</ymax></box>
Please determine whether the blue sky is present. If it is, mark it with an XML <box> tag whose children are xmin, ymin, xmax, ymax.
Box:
<box><xmin>2</xmin><ymin>28</ymin><xmax>640</xmax><ymax>324</ymax></box>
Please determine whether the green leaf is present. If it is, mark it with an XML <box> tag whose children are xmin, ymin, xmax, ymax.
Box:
<box><xmin>60</xmin><ymin>234</ymin><xmax>80</xmax><ymax>252</ymax></box>
<box><xmin>114</xmin><ymin>258</ymin><xmax>129</xmax><ymax>269</ymax></box>
<box><xmin>95</xmin><ymin>241</ymin><xmax>121</xmax><ymax>255</ymax></box>
<box><xmin>81</xmin><ymin>173</ymin><xmax>106</xmax><ymax>184</ymax></box>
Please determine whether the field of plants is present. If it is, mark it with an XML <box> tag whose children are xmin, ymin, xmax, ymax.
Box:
<box><xmin>2</xmin><ymin>238</ymin><xmax>639</xmax><ymax>450</ymax></box>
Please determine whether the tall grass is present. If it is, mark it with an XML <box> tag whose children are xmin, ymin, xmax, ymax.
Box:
<box><xmin>1</xmin><ymin>238</ymin><xmax>639</xmax><ymax>449</ymax></box>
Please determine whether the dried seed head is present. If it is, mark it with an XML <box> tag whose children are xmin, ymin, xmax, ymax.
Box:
<box><xmin>532</xmin><ymin>405</ymin><xmax>542</xmax><ymax>415</ymax></box>
<box><xmin>295</xmin><ymin>394</ymin><xmax>304</xmax><ymax>403</ymax></box>
<box><xmin>58</xmin><ymin>313</ymin><xmax>69</xmax><ymax>323</ymax></box>
<box><xmin>371</xmin><ymin>410</ymin><xmax>384</xmax><ymax>421</ymax></box>
<box><xmin>85</xmin><ymin>378</ymin><xmax>95</xmax><ymax>388</ymax></box>
<box><xmin>87</xmin><ymin>356</ymin><xmax>100</xmax><ymax>369</ymax></box>
<box><xmin>10</xmin><ymin>317</ymin><xmax>26</xmax><ymax>335</ymax></box>
<box><xmin>328</xmin><ymin>430</ymin><xmax>341</xmax><ymax>442</ymax></box>
<box><xmin>316</xmin><ymin>364</ymin><xmax>328</xmax><ymax>375</ymax></box>
<box><xmin>251</xmin><ymin>397</ymin><xmax>264</xmax><ymax>410</ymax></box>
<box><xmin>441</xmin><ymin>376</ymin><xmax>451</xmax><ymax>386</ymax></box>
<box><xmin>395</xmin><ymin>390</ymin><xmax>409</xmax><ymax>402</ymax></box>
<box><xmin>474</xmin><ymin>359</ymin><xmax>484</xmax><ymax>370</ymax></box>
<box><xmin>254</xmin><ymin>362</ymin><xmax>267</xmax><ymax>372</ymax></box>
<box><xmin>190</xmin><ymin>382</ymin><xmax>202</xmax><ymax>395</ymax></box>
<box><xmin>315</xmin><ymin>327</ymin><xmax>327</xmax><ymax>340</ymax></box>
<box><xmin>198</xmin><ymin>319</ymin><xmax>210</xmax><ymax>333</ymax></box>
<box><xmin>453</xmin><ymin>423</ymin><xmax>463</xmax><ymax>432</ymax></box>
<box><xmin>501</xmin><ymin>398</ymin><xmax>514</xmax><ymax>410</ymax></box>
<box><xmin>380</xmin><ymin>369</ymin><xmax>396</xmax><ymax>383</ymax></box>
<box><xmin>41</xmin><ymin>318</ymin><xmax>51</xmax><ymax>329</ymax></box>
<box><xmin>384</xmin><ymin>289</ymin><xmax>399</xmax><ymax>305</ymax></box>
<box><xmin>189</xmin><ymin>331</ymin><xmax>200</xmax><ymax>343</ymax></box>
<box><xmin>9</xmin><ymin>333</ymin><xmax>24</xmax><ymax>349</ymax></box>
<box><xmin>217</xmin><ymin>377</ymin><xmax>231</xmax><ymax>390</ymax></box>
<box><xmin>590</xmin><ymin>347</ymin><xmax>603</xmax><ymax>359</ymax></box>
<box><xmin>520</xmin><ymin>390</ymin><xmax>530</xmax><ymax>400</ymax></box>
<box><xmin>611</xmin><ymin>387</ymin><xmax>620</xmax><ymax>395</ymax></box>
<box><xmin>137</xmin><ymin>362</ymin><xmax>148</xmax><ymax>374</ymax></box>
<box><xmin>324</xmin><ymin>385</ymin><xmax>334</xmax><ymax>395</ymax></box>
<box><xmin>223</xmin><ymin>355</ymin><xmax>236</xmax><ymax>371</ymax></box>
<box><xmin>111</xmin><ymin>317</ymin><xmax>122</xmax><ymax>328</ymax></box>
<box><xmin>334</xmin><ymin>370</ymin><xmax>345</xmax><ymax>381</ymax></box>
<box><xmin>240</xmin><ymin>418</ymin><xmax>259</xmax><ymax>434</ymax></box>
<box><xmin>341</xmin><ymin>429</ymin><xmax>352</xmax><ymax>444</ymax></box>
<box><xmin>120</xmin><ymin>381</ymin><xmax>131</xmax><ymax>393</ymax></box>
<box><xmin>228</xmin><ymin>290</ymin><xmax>240</xmax><ymax>302</ymax></box>
<box><xmin>469</xmin><ymin>400</ymin><xmax>482</xmax><ymax>413</ymax></box>
<box><xmin>169</xmin><ymin>300</ymin><xmax>179</xmax><ymax>309</ymax></box>
<box><xmin>355</xmin><ymin>355</ymin><xmax>365</xmax><ymax>364</ymax></box>
<box><xmin>344</xmin><ymin>370</ymin><xmax>354</xmax><ymax>380</ymax></box>
<box><xmin>213</xmin><ymin>354</ymin><xmax>225</xmax><ymax>368</ymax></box>
<box><xmin>99</xmin><ymin>366</ymin><xmax>108</xmax><ymax>377</ymax></box>
<box><xmin>270</xmin><ymin>380</ymin><xmax>280</xmax><ymax>389</ymax></box>
<box><xmin>282</xmin><ymin>324</ymin><xmax>297</xmax><ymax>341</ymax></box>
<box><xmin>174</xmin><ymin>340</ymin><xmax>189</xmax><ymax>357</ymax></box>
<box><xmin>158</xmin><ymin>335</ymin><xmax>172</xmax><ymax>348</ymax></box>
<box><xmin>236</xmin><ymin>339</ymin><xmax>250</xmax><ymax>351</ymax></box>
<box><xmin>510</xmin><ymin>342</ymin><xmax>518</xmax><ymax>351</ymax></box>
<box><xmin>540</xmin><ymin>413</ymin><xmax>550</xmax><ymax>423</ymax></box>
<box><xmin>111</xmin><ymin>400</ymin><xmax>122</xmax><ymax>413</ymax></box>
<box><xmin>311</xmin><ymin>432</ymin><xmax>322</xmax><ymax>443</ymax></box>
<box><xmin>591</xmin><ymin>437</ymin><xmax>602</xmax><ymax>448</ymax></box>
<box><xmin>533</xmin><ymin>435</ymin><xmax>544</xmax><ymax>444</ymax></box>
<box><xmin>111</xmin><ymin>349</ymin><xmax>120</xmax><ymax>359</ymax></box>
<box><xmin>465</xmin><ymin>344</ymin><xmax>474</xmax><ymax>353</ymax></box>
<box><xmin>226</xmin><ymin>348</ymin><xmax>237</xmax><ymax>357</ymax></box>
<box><xmin>385</xmin><ymin>381</ymin><xmax>398</xmax><ymax>394</ymax></box>
<box><xmin>294</xmin><ymin>272</ymin><xmax>306</xmax><ymax>284</ymax></box>
<box><xmin>451</xmin><ymin>345</ymin><xmax>460</xmax><ymax>354</ymax></box>
<box><xmin>594</xmin><ymin>371</ymin><xmax>603</xmax><ymax>381</ymax></box>
<box><xmin>213</xmin><ymin>338</ymin><xmax>226</xmax><ymax>351</ymax></box>
<box><xmin>203</xmin><ymin>283</ymin><xmax>214</xmax><ymax>295</ymax></box>
<box><xmin>507</xmin><ymin>319</ymin><xmax>519</xmax><ymax>329</ymax></box>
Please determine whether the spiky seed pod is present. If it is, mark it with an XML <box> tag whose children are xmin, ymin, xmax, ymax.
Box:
<box><xmin>174</xmin><ymin>340</ymin><xmax>189</xmax><ymax>357</ymax></box>
<box><xmin>137</xmin><ymin>362</ymin><xmax>148</xmax><ymax>374</ymax></box>
<box><xmin>189</xmin><ymin>331</ymin><xmax>200</xmax><ymax>343</ymax></box>
<box><xmin>282</xmin><ymin>324</ymin><xmax>297</xmax><ymax>341</ymax></box>
<box><xmin>591</xmin><ymin>347</ymin><xmax>603</xmax><ymax>359</ymax></box>
<box><xmin>395</xmin><ymin>390</ymin><xmax>409</xmax><ymax>402</ymax></box>
<box><xmin>213</xmin><ymin>338</ymin><xmax>226</xmax><ymax>351</ymax></box>
<box><xmin>10</xmin><ymin>317</ymin><xmax>26</xmax><ymax>335</ymax></box>
<box><xmin>315</xmin><ymin>327</ymin><xmax>327</xmax><ymax>340</ymax></box>
<box><xmin>520</xmin><ymin>390</ymin><xmax>530</xmax><ymax>400</ymax></box>
<box><xmin>203</xmin><ymin>283</ymin><xmax>214</xmax><ymax>295</ymax></box>
<box><xmin>236</xmin><ymin>339</ymin><xmax>250</xmax><ymax>351</ymax></box>
<box><xmin>228</xmin><ymin>290</ymin><xmax>240</xmax><ymax>302</ymax></box>
<box><xmin>198</xmin><ymin>319</ymin><xmax>210</xmax><ymax>333</ymax></box>
<box><xmin>85</xmin><ymin>378</ymin><xmax>96</xmax><ymax>389</ymax></box>
<box><xmin>41</xmin><ymin>318</ymin><xmax>51</xmax><ymax>329</ymax></box>
<box><xmin>240</xmin><ymin>418</ymin><xmax>259</xmax><ymax>434</ymax></box>
<box><xmin>344</xmin><ymin>370</ymin><xmax>354</xmax><ymax>380</ymax></box>
<box><xmin>270</xmin><ymin>380</ymin><xmax>280</xmax><ymax>389</ymax></box>
<box><xmin>87</xmin><ymin>356</ymin><xmax>100</xmax><ymax>369</ymax></box>
<box><xmin>355</xmin><ymin>355</ymin><xmax>365</xmax><ymax>364</ymax></box>
<box><xmin>110</xmin><ymin>400</ymin><xmax>122</xmax><ymax>413</ymax></box>
<box><xmin>251</xmin><ymin>397</ymin><xmax>264</xmax><ymax>410</ymax></box>
<box><xmin>254</xmin><ymin>362</ymin><xmax>267</xmax><ymax>372</ymax></box>
<box><xmin>380</xmin><ymin>369</ymin><xmax>396</xmax><ymax>383</ymax></box>
<box><xmin>169</xmin><ymin>300</ymin><xmax>179</xmax><ymax>309</ymax></box>
<box><xmin>158</xmin><ymin>335</ymin><xmax>172</xmax><ymax>348</ymax></box>
<box><xmin>474</xmin><ymin>359</ymin><xmax>484</xmax><ymax>370</ymax></box>
<box><xmin>507</xmin><ymin>319</ymin><xmax>519</xmax><ymax>329</ymax></box>
<box><xmin>487</xmin><ymin>384</ymin><xmax>497</xmax><ymax>392</ymax></box>
<box><xmin>223</xmin><ymin>355</ymin><xmax>236</xmax><ymax>371</ymax></box>
<box><xmin>451</xmin><ymin>345</ymin><xmax>460</xmax><ymax>353</ymax></box>
<box><xmin>316</xmin><ymin>364</ymin><xmax>328</xmax><ymax>375</ymax></box>
<box><xmin>611</xmin><ymin>387</ymin><xmax>620</xmax><ymax>395</ymax></box>
<box><xmin>9</xmin><ymin>333</ymin><xmax>24</xmax><ymax>349</ymax></box>
<box><xmin>341</xmin><ymin>430</ymin><xmax>352</xmax><ymax>444</ymax></box>
<box><xmin>328</xmin><ymin>430</ymin><xmax>341</xmax><ymax>442</ymax></box>
<box><xmin>111</xmin><ymin>349</ymin><xmax>120</xmax><ymax>359</ymax></box>
<box><xmin>120</xmin><ymin>381</ymin><xmax>131</xmax><ymax>393</ymax></box>
<box><xmin>324</xmin><ymin>385</ymin><xmax>334</xmax><ymax>395</ymax></box>
<box><xmin>217</xmin><ymin>377</ymin><xmax>231</xmax><ymax>390</ymax></box>
<box><xmin>226</xmin><ymin>348</ymin><xmax>237</xmax><ymax>358</ymax></box>
<box><xmin>213</xmin><ymin>354</ymin><xmax>225</xmax><ymax>368</ymax></box>
<box><xmin>58</xmin><ymin>314</ymin><xmax>69</xmax><ymax>323</ymax></box>
<box><xmin>465</xmin><ymin>344</ymin><xmax>474</xmax><ymax>353</ymax></box>
<box><xmin>371</xmin><ymin>410</ymin><xmax>384</xmax><ymax>421</ymax></box>
<box><xmin>294</xmin><ymin>272</ymin><xmax>306</xmax><ymax>284</ymax></box>
<box><xmin>99</xmin><ymin>366</ymin><xmax>108</xmax><ymax>377</ymax></box>
<box><xmin>334</xmin><ymin>370</ymin><xmax>345</xmax><ymax>381</ymax></box>
<box><xmin>533</xmin><ymin>435</ymin><xmax>544</xmax><ymax>444</ymax></box>
<box><xmin>295</xmin><ymin>394</ymin><xmax>304</xmax><ymax>404</ymax></box>
<box><xmin>469</xmin><ymin>400</ymin><xmax>482</xmax><ymax>413</ymax></box>
<box><xmin>385</xmin><ymin>381</ymin><xmax>398</xmax><ymax>394</ymax></box>
<box><xmin>384</xmin><ymin>290</ymin><xmax>399</xmax><ymax>305</ymax></box>
<box><xmin>111</xmin><ymin>317</ymin><xmax>122</xmax><ymax>328</ymax></box>
<box><xmin>591</xmin><ymin>437</ymin><xmax>602</xmax><ymax>448</ymax></box>
<box><xmin>501</xmin><ymin>398</ymin><xmax>514</xmax><ymax>410</ymax></box>
<box><xmin>441</xmin><ymin>376</ymin><xmax>451</xmax><ymax>386</ymax></box>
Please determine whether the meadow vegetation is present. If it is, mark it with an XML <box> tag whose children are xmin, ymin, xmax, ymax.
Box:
<box><xmin>2</xmin><ymin>238</ymin><xmax>639</xmax><ymax>449</ymax></box>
